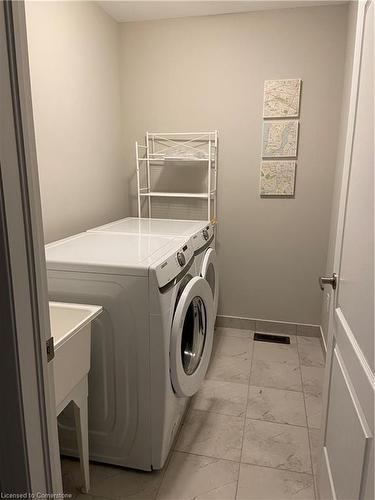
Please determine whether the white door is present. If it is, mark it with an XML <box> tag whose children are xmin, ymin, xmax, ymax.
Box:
<box><xmin>317</xmin><ymin>2</ymin><xmax>374</xmax><ymax>499</ymax></box>
<box><xmin>170</xmin><ymin>276</ymin><xmax>214</xmax><ymax>397</ymax></box>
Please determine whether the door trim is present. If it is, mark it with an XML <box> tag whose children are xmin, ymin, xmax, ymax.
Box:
<box><xmin>0</xmin><ymin>167</ymin><xmax>30</xmax><ymax>492</ymax></box>
<box><xmin>0</xmin><ymin>0</ymin><xmax>61</xmax><ymax>492</ymax></box>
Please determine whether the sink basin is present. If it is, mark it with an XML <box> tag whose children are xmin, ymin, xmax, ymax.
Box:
<box><xmin>49</xmin><ymin>301</ymin><xmax>102</xmax><ymax>408</ymax></box>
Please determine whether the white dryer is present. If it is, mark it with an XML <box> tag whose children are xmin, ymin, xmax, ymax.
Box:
<box><xmin>45</xmin><ymin>232</ymin><xmax>214</xmax><ymax>471</ymax></box>
<box><xmin>88</xmin><ymin>217</ymin><xmax>219</xmax><ymax>318</ymax></box>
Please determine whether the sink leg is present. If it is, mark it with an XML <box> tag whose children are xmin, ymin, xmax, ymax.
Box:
<box><xmin>73</xmin><ymin>377</ymin><xmax>90</xmax><ymax>493</ymax></box>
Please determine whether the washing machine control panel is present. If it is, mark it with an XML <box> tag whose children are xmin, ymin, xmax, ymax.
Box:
<box><xmin>191</xmin><ymin>223</ymin><xmax>214</xmax><ymax>252</ymax></box>
<box><xmin>155</xmin><ymin>240</ymin><xmax>194</xmax><ymax>288</ymax></box>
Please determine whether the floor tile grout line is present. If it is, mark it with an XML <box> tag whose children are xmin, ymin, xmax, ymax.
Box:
<box><xmin>189</xmin><ymin>408</ymin><xmax>247</xmax><ymax>419</ymax></box>
<box><xmin>243</xmin><ymin>384</ymin><xmax>321</xmax><ymax>428</ymax></box>
<box><xmin>191</xmin><ymin>386</ymin><xmax>317</xmax><ymax>427</ymax></box>
<box><xmin>249</xmin><ymin>332</ymin><xmax>308</xmax><ymax>427</ymax></box>
<box><xmin>64</xmin><ymin>456</ymin><xmax>168</xmax><ymax>500</ymax></box>
<box><xmin>250</xmin><ymin>378</ymin><xmax>303</xmax><ymax>392</ymax></box>
<box><xmin>170</xmin><ymin>449</ymin><xmax>315</xmax><ymax>478</ymax></box>
<box><xmin>247</xmin><ymin>381</ymin><xmax>303</xmax><ymax>394</ymax></box>
<box><xmin>248</xmin><ymin>382</ymin><xmax>302</xmax><ymax>393</ymax></box>
<box><xmin>248</xmin><ymin>333</ymin><xmax>256</xmax><ymax>388</ymax></box>
<box><xmin>249</xmin><ymin>329</ymin><xmax>315</xmax><ymax>489</ymax></box>
<box><xmin>173</xmin><ymin>449</ymin><xmax>241</xmax><ymax>464</ymax></box>
<box><xmin>184</xmin><ymin>407</ymin><xmax>245</xmax><ymax>419</ymax></box>
<box><xmin>234</xmin><ymin>333</ymin><xmax>255</xmax><ymax>500</ymax></box>
<box><xmin>153</xmin><ymin>440</ymin><xmax>179</xmax><ymax>500</ymax></box>
<box><xmin>173</xmin><ymin>449</ymin><xmax>314</xmax><ymax>478</ymax></box>
<box><xmin>244</xmin><ymin>416</ymin><xmax>308</xmax><ymax>429</ymax></box>
<box><xmin>296</xmin><ymin>336</ymin><xmax>317</xmax><ymax>500</ymax></box>
<box><xmin>215</xmin><ymin>328</ymin><xmax>253</xmax><ymax>338</ymax></box>
<box><xmin>200</xmin><ymin>378</ymin><xmax>255</xmax><ymax>389</ymax></box>
<box><xmin>205</xmin><ymin>377</ymin><xmax>249</xmax><ymax>386</ymax></box>
<box><xmin>298</xmin><ymin>339</ymin><xmax>325</xmax><ymax>369</ymax></box>
<box><xmin>240</xmin><ymin>459</ymin><xmax>314</xmax><ymax>476</ymax></box>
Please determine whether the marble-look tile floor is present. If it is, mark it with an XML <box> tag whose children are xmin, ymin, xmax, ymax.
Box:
<box><xmin>61</xmin><ymin>327</ymin><xmax>325</xmax><ymax>500</ymax></box>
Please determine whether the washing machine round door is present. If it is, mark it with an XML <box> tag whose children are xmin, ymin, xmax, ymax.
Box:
<box><xmin>170</xmin><ymin>276</ymin><xmax>214</xmax><ymax>397</ymax></box>
<box><xmin>201</xmin><ymin>248</ymin><xmax>219</xmax><ymax>319</ymax></box>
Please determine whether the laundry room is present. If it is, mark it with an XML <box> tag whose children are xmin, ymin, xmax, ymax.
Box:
<box><xmin>0</xmin><ymin>1</ymin><xmax>373</xmax><ymax>500</ymax></box>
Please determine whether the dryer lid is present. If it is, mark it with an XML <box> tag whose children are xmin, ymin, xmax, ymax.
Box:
<box><xmin>88</xmin><ymin>217</ymin><xmax>208</xmax><ymax>236</ymax></box>
<box><xmin>45</xmin><ymin>232</ymin><xmax>185</xmax><ymax>276</ymax></box>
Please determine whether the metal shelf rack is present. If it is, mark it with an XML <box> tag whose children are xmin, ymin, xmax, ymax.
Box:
<box><xmin>135</xmin><ymin>131</ymin><xmax>218</xmax><ymax>221</ymax></box>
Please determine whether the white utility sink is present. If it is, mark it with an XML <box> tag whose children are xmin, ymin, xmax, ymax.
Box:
<box><xmin>49</xmin><ymin>301</ymin><xmax>102</xmax><ymax>408</ymax></box>
<box><xmin>49</xmin><ymin>301</ymin><xmax>102</xmax><ymax>493</ymax></box>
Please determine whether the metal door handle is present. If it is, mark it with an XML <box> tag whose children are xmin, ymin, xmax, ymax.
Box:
<box><xmin>319</xmin><ymin>273</ymin><xmax>338</xmax><ymax>291</ymax></box>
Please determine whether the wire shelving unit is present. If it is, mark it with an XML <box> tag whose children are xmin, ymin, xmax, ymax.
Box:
<box><xmin>135</xmin><ymin>131</ymin><xmax>218</xmax><ymax>221</ymax></box>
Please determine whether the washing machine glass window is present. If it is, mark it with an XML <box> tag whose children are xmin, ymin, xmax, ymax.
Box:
<box><xmin>181</xmin><ymin>295</ymin><xmax>207</xmax><ymax>375</ymax></box>
<box><xmin>170</xmin><ymin>276</ymin><xmax>214</xmax><ymax>397</ymax></box>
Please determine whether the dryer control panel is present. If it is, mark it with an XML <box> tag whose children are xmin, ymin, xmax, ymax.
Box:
<box><xmin>191</xmin><ymin>223</ymin><xmax>214</xmax><ymax>252</ymax></box>
<box><xmin>155</xmin><ymin>239</ymin><xmax>194</xmax><ymax>289</ymax></box>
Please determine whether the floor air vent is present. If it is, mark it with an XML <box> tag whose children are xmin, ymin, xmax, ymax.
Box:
<box><xmin>254</xmin><ymin>333</ymin><xmax>290</xmax><ymax>344</ymax></box>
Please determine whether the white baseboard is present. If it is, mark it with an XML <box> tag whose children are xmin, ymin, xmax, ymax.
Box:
<box><xmin>319</xmin><ymin>325</ymin><xmax>327</xmax><ymax>354</ymax></box>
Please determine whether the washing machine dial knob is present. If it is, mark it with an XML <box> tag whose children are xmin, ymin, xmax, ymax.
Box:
<box><xmin>202</xmin><ymin>229</ymin><xmax>209</xmax><ymax>241</ymax></box>
<box><xmin>177</xmin><ymin>252</ymin><xmax>186</xmax><ymax>267</ymax></box>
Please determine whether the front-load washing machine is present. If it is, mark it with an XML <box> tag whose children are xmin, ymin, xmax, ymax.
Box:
<box><xmin>45</xmin><ymin>231</ymin><xmax>214</xmax><ymax>471</ymax></box>
<box><xmin>88</xmin><ymin>217</ymin><xmax>219</xmax><ymax>318</ymax></box>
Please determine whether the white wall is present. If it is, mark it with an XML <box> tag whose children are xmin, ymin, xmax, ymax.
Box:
<box><xmin>25</xmin><ymin>1</ymin><xmax>127</xmax><ymax>243</ymax></box>
<box><xmin>26</xmin><ymin>2</ymin><xmax>350</xmax><ymax>326</ymax></box>
<box><xmin>320</xmin><ymin>2</ymin><xmax>358</xmax><ymax>341</ymax></box>
<box><xmin>119</xmin><ymin>4</ymin><xmax>349</xmax><ymax>325</ymax></box>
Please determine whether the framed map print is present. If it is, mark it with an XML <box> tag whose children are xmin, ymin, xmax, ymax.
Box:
<box><xmin>260</xmin><ymin>161</ymin><xmax>296</xmax><ymax>196</ymax></box>
<box><xmin>262</xmin><ymin>120</ymin><xmax>299</xmax><ymax>158</ymax></box>
<box><xmin>263</xmin><ymin>79</ymin><xmax>302</xmax><ymax>118</ymax></box>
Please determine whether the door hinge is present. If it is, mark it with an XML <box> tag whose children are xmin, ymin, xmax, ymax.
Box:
<box><xmin>46</xmin><ymin>337</ymin><xmax>55</xmax><ymax>362</ymax></box>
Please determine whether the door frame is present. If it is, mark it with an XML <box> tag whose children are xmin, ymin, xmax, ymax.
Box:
<box><xmin>317</xmin><ymin>0</ymin><xmax>374</xmax><ymax>497</ymax></box>
<box><xmin>0</xmin><ymin>0</ymin><xmax>61</xmax><ymax>492</ymax></box>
